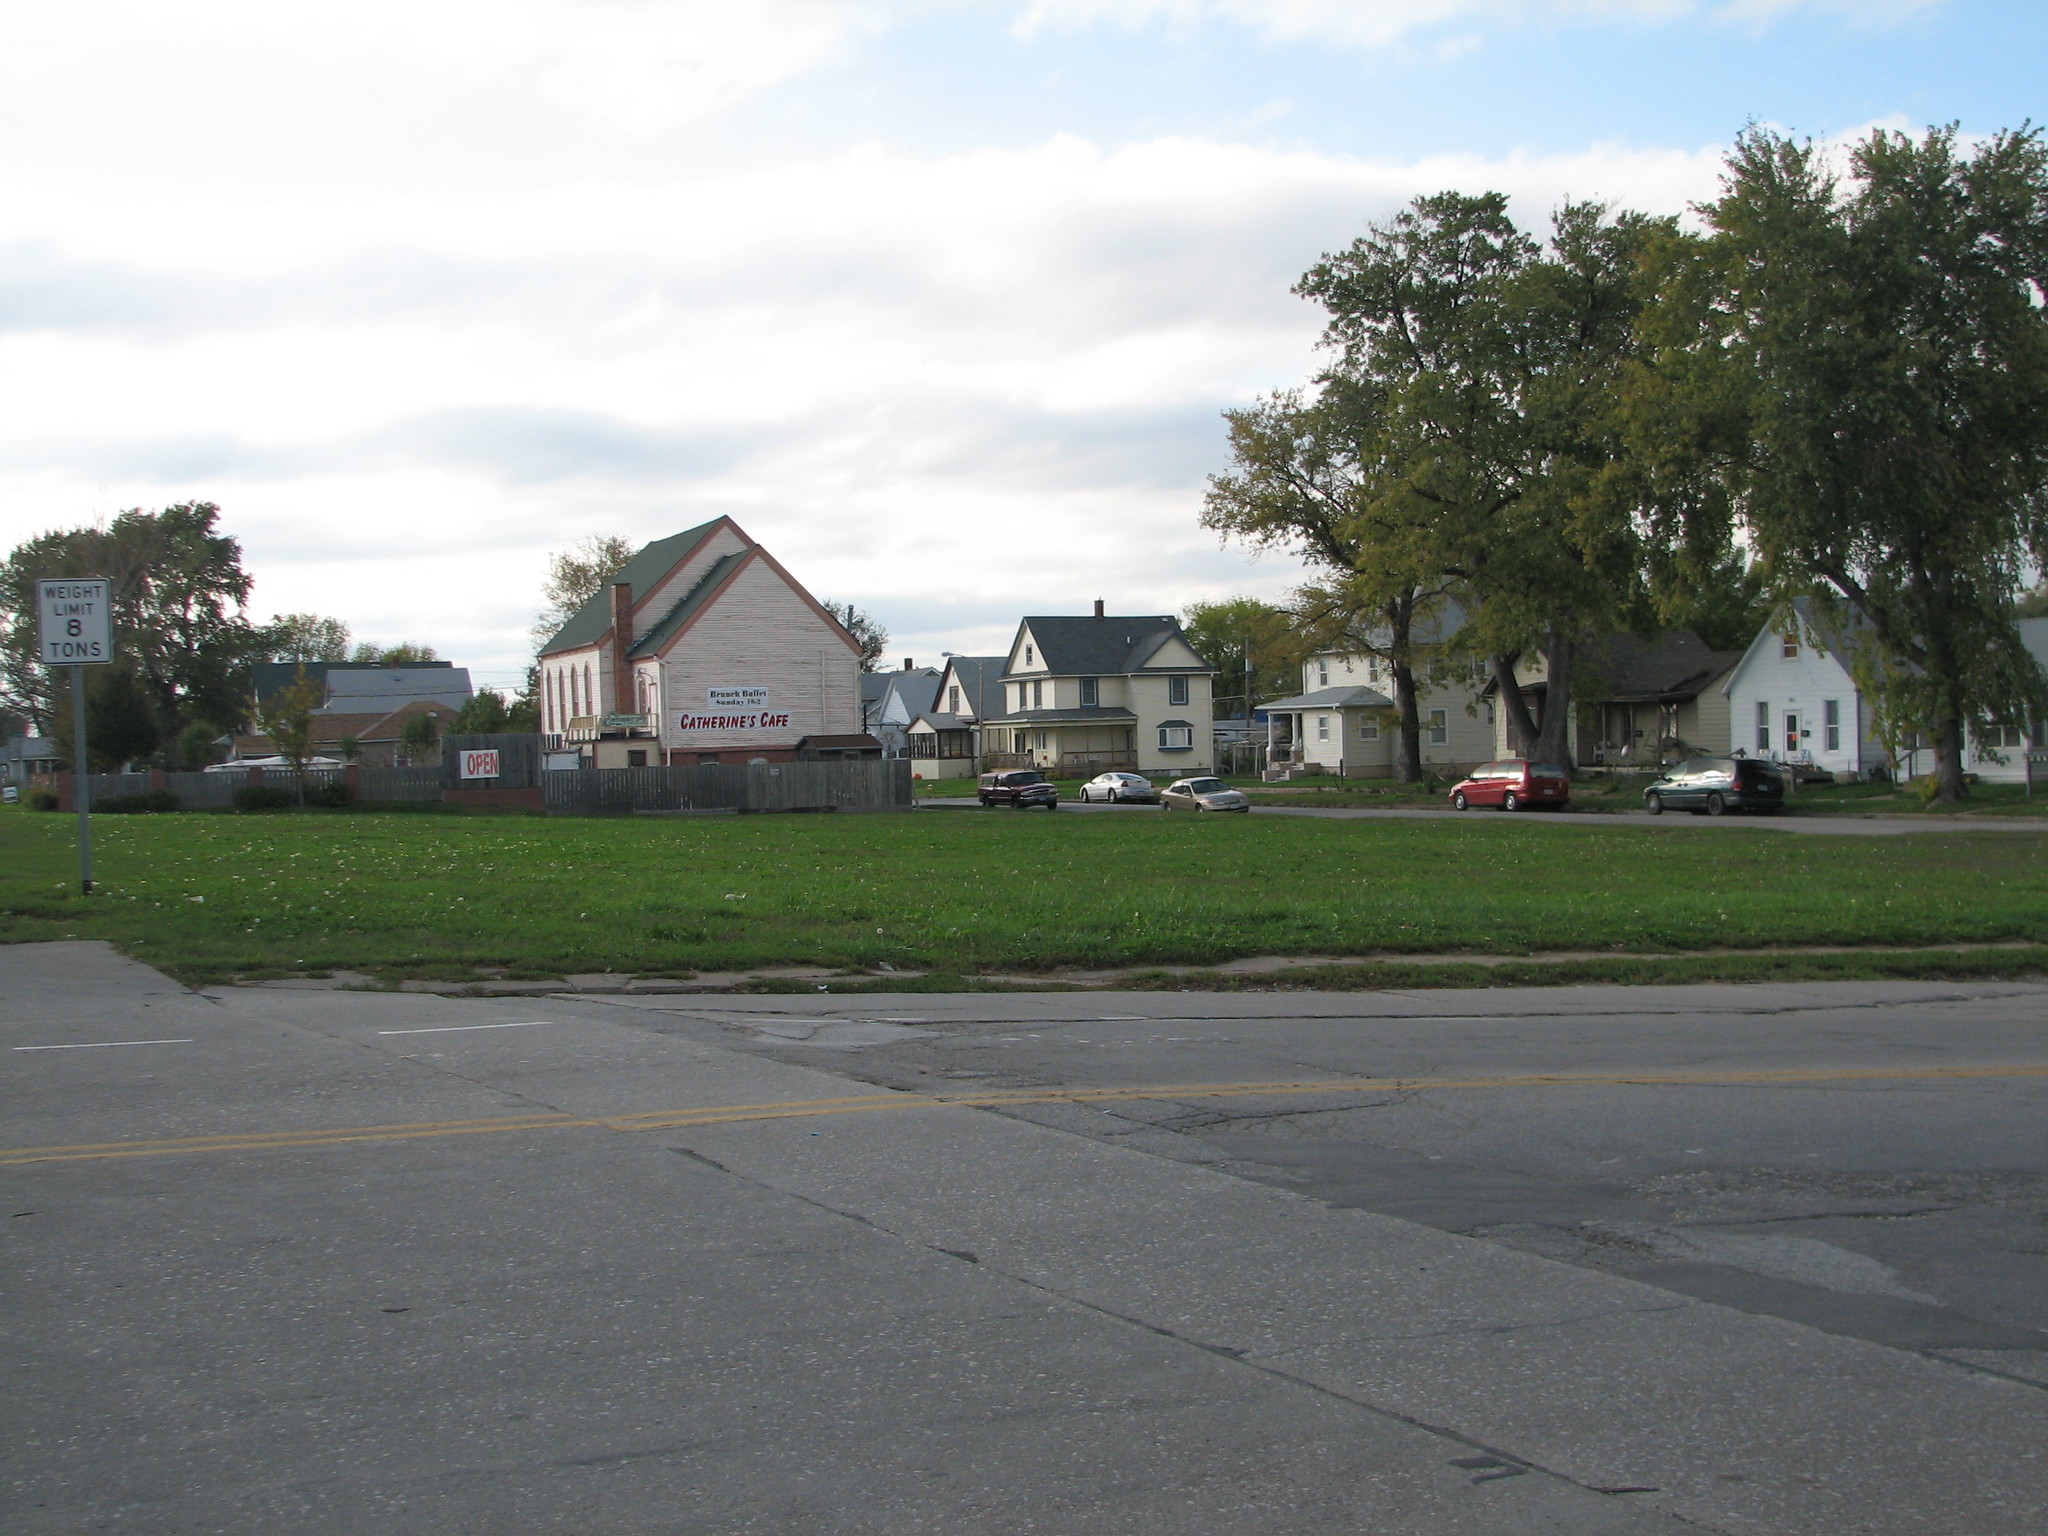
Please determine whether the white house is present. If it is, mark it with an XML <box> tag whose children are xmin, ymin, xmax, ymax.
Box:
<box><xmin>1716</xmin><ymin>604</ymin><xmax>2048</xmax><ymax>783</ymax></box>
<box><xmin>1263</xmin><ymin>649</ymin><xmax>1493</xmax><ymax>778</ymax></box>
<box><xmin>979</xmin><ymin>607</ymin><xmax>1218</xmax><ymax>776</ymax></box>
<box><xmin>537</xmin><ymin>518</ymin><xmax>865</xmax><ymax>766</ymax></box>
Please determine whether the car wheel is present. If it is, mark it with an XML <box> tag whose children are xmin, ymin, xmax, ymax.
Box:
<box><xmin>1645</xmin><ymin>791</ymin><xmax>1663</xmax><ymax>815</ymax></box>
<box><xmin>1502</xmin><ymin>790</ymin><xmax>1519</xmax><ymax>812</ymax></box>
<box><xmin>1705</xmin><ymin>791</ymin><xmax>1726</xmax><ymax>817</ymax></box>
<box><xmin>1079</xmin><ymin>788</ymin><xmax>1090</xmax><ymax>802</ymax></box>
<box><xmin>1453</xmin><ymin>791</ymin><xmax>1469</xmax><ymax>811</ymax></box>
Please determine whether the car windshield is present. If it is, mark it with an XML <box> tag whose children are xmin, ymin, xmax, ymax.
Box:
<box><xmin>1186</xmin><ymin>778</ymin><xmax>1228</xmax><ymax>794</ymax></box>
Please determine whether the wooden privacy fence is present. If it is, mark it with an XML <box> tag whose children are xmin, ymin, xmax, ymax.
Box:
<box><xmin>442</xmin><ymin>734</ymin><xmax>544</xmax><ymax>788</ymax></box>
<box><xmin>70</xmin><ymin>767</ymin><xmax>443</xmax><ymax>809</ymax></box>
<box><xmin>542</xmin><ymin>759</ymin><xmax>913</xmax><ymax>815</ymax></box>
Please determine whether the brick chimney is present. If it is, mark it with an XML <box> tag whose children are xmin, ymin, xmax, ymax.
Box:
<box><xmin>611</xmin><ymin>582</ymin><xmax>635</xmax><ymax>713</ymax></box>
<box><xmin>1094</xmin><ymin>598</ymin><xmax>1105</xmax><ymax>618</ymax></box>
<box><xmin>901</xmin><ymin>656</ymin><xmax>913</xmax><ymax>671</ymax></box>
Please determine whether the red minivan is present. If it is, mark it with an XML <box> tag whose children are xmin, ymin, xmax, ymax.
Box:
<box><xmin>1448</xmin><ymin>759</ymin><xmax>1571</xmax><ymax>812</ymax></box>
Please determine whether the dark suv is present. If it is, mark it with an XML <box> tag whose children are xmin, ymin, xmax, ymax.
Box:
<box><xmin>1644</xmin><ymin>757</ymin><xmax>1786</xmax><ymax>816</ymax></box>
<box><xmin>978</xmin><ymin>769</ymin><xmax>1059</xmax><ymax>810</ymax></box>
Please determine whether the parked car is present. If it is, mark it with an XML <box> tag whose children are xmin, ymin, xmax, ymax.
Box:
<box><xmin>1448</xmin><ymin>760</ymin><xmax>1571</xmax><ymax>812</ymax></box>
<box><xmin>1078</xmin><ymin>771</ymin><xmax>1157</xmax><ymax>804</ymax></box>
<box><xmin>1644</xmin><ymin>757</ymin><xmax>1786</xmax><ymax>816</ymax></box>
<box><xmin>978</xmin><ymin>769</ymin><xmax>1059</xmax><ymax>809</ymax></box>
<box><xmin>1161</xmin><ymin>776</ymin><xmax>1251</xmax><ymax>812</ymax></box>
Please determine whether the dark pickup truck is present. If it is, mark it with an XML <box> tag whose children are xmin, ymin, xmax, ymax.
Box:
<box><xmin>978</xmin><ymin>769</ymin><xmax>1059</xmax><ymax>809</ymax></box>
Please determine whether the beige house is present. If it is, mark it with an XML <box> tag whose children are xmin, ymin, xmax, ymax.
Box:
<box><xmin>537</xmin><ymin>518</ymin><xmax>864</xmax><ymax>766</ymax></box>
<box><xmin>906</xmin><ymin>655</ymin><xmax>1003</xmax><ymax>780</ymax></box>
<box><xmin>1264</xmin><ymin>650</ymin><xmax>1492</xmax><ymax>778</ymax></box>
<box><xmin>981</xmin><ymin>607</ymin><xmax>1218</xmax><ymax>776</ymax></box>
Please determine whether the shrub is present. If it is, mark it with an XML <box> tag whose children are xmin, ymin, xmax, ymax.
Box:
<box><xmin>27</xmin><ymin>788</ymin><xmax>59</xmax><ymax>812</ymax></box>
<box><xmin>97</xmin><ymin>790</ymin><xmax>182</xmax><ymax>814</ymax></box>
<box><xmin>304</xmin><ymin>779</ymin><xmax>354</xmax><ymax>808</ymax></box>
<box><xmin>234</xmin><ymin>784</ymin><xmax>295</xmax><ymax>812</ymax></box>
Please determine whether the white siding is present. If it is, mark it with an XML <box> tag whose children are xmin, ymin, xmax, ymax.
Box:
<box><xmin>655</xmin><ymin>557</ymin><xmax>858</xmax><ymax>756</ymax></box>
<box><xmin>1721</xmin><ymin>629</ymin><xmax>1868</xmax><ymax>777</ymax></box>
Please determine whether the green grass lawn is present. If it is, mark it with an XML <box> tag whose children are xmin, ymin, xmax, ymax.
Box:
<box><xmin>3</xmin><ymin>803</ymin><xmax>2045</xmax><ymax>988</ymax></box>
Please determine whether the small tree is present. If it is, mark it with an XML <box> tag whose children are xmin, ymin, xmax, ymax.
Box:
<box><xmin>399</xmin><ymin>711</ymin><xmax>442</xmax><ymax>767</ymax></box>
<box><xmin>532</xmin><ymin>534</ymin><xmax>637</xmax><ymax>651</ymax></box>
<box><xmin>451</xmin><ymin>689</ymin><xmax>510</xmax><ymax>734</ymax></box>
<box><xmin>265</xmin><ymin>612</ymin><xmax>351</xmax><ymax>662</ymax></box>
<box><xmin>176</xmin><ymin>718</ymin><xmax>223</xmax><ymax>769</ymax></box>
<box><xmin>260</xmin><ymin>666</ymin><xmax>323</xmax><ymax>806</ymax></box>
<box><xmin>1181</xmin><ymin>598</ymin><xmax>1296</xmax><ymax>719</ymax></box>
<box><xmin>335</xmin><ymin>735</ymin><xmax>361</xmax><ymax>764</ymax></box>
<box><xmin>351</xmin><ymin>641</ymin><xmax>438</xmax><ymax>665</ymax></box>
<box><xmin>823</xmin><ymin>600</ymin><xmax>889</xmax><ymax>672</ymax></box>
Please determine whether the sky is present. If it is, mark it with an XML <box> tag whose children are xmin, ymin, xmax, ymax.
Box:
<box><xmin>0</xmin><ymin>0</ymin><xmax>2039</xmax><ymax>693</ymax></box>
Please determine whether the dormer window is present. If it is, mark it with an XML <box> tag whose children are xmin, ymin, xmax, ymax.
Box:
<box><xmin>1024</xmin><ymin>644</ymin><xmax>1034</xmax><ymax>667</ymax></box>
<box><xmin>1781</xmin><ymin>633</ymin><xmax>1799</xmax><ymax>659</ymax></box>
<box><xmin>948</xmin><ymin>686</ymin><xmax>960</xmax><ymax>713</ymax></box>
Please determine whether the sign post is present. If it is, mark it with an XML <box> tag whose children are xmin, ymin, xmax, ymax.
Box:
<box><xmin>37</xmin><ymin>578</ymin><xmax>114</xmax><ymax>895</ymax></box>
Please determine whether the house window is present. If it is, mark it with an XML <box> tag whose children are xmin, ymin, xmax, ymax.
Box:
<box><xmin>1755</xmin><ymin>700</ymin><xmax>1770</xmax><ymax>753</ymax></box>
<box><xmin>1168</xmin><ymin>676</ymin><xmax>1190</xmax><ymax>706</ymax></box>
<box><xmin>1158</xmin><ymin>724</ymin><xmax>1194</xmax><ymax>751</ymax></box>
<box><xmin>1079</xmin><ymin>677</ymin><xmax>1098</xmax><ymax>707</ymax></box>
<box><xmin>1985</xmin><ymin>719</ymin><xmax>2024</xmax><ymax>748</ymax></box>
<box><xmin>1316</xmin><ymin>715</ymin><xmax>1330</xmax><ymax>741</ymax></box>
<box><xmin>1032</xmin><ymin>680</ymin><xmax>1043</xmax><ymax>708</ymax></box>
<box><xmin>1024</xmin><ymin>645</ymin><xmax>1034</xmax><ymax>666</ymax></box>
<box><xmin>1035</xmin><ymin>731</ymin><xmax>1048</xmax><ymax>750</ymax></box>
<box><xmin>948</xmin><ymin>686</ymin><xmax>960</xmax><ymax>714</ymax></box>
<box><xmin>1359</xmin><ymin>717</ymin><xmax>1379</xmax><ymax>740</ymax></box>
<box><xmin>1317</xmin><ymin>661</ymin><xmax>1329</xmax><ymax>686</ymax></box>
<box><xmin>1781</xmin><ymin>633</ymin><xmax>1799</xmax><ymax>659</ymax></box>
<box><xmin>1426</xmin><ymin>709</ymin><xmax>1447</xmax><ymax>746</ymax></box>
<box><xmin>1824</xmin><ymin>699</ymin><xmax>1841</xmax><ymax>752</ymax></box>
<box><xmin>1659</xmin><ymin>704</ymin><xmax>1679</xmax><ymax>742</ymax></box>
<box><xmin>626</xmin><ymin>749</ymin><xmax>647</xmax><ymax>767</ymax></box>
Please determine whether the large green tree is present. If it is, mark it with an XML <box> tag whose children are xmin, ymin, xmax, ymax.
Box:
<box><xmin>1655</xmin><ymin>125</ymin><xmax>2048</xmax><ymax>798</ymax></box>
<box><xmin>1180</xmin><ymin>596</ymin><xmax>1296</xmax><ymax>720</ymax></box>
<box><xmin>1203</xmin><ymin>379</ymin><xmax>1456</xmax><ymax>780</ymax></box>
<box><xmin>0</xmin><ymin>502</ymin><xmax>266</xmax><ymax>750</ymax></box>
<box><xmin>265</xmin><ymin>612</ymin><xmax>352</xmax><ymax>663</ymax></box>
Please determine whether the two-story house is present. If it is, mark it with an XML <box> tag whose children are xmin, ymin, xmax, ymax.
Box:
<box><xmin>980</xmin><ymin>606</ymin><xmax>1217</xmax><ymax>776</ymax></box>
<box><xmin>1263</xmin><ymin>648</ymin><xmax>1493</xmax><ymax>778</ymax></box>
<box><xmin>906</xmin><ymin>654</ymin><xmax>1004</xmax><ymax>779</ymax></box>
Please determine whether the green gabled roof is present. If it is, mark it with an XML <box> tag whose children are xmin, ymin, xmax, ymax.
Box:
<box><xmin>626</xmin><ymin>550</ymin><xmax>750</xmax><ymax>658</ymax></box>
<box><xmin>537</xmin><ymin>520</ymin><xmax>723</xmax><ymax>657</ymax></box>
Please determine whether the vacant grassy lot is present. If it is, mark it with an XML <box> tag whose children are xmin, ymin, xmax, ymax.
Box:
<box><xmin>3</xmin><ymin>803</ymin><xmax>2045</xmax><ymax>987</ymax></box>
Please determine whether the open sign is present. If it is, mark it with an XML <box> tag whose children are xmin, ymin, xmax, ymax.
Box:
<box><xmin>459</xmin><ymin>749</ymin><xmax>502</xmax><ymax>780</ymax></box>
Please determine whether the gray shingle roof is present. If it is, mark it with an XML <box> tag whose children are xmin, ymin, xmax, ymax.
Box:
<box><xmin>1577</xmin><ymin>631</ymin><xmax>1743</xmax><ymax>702</ymax></box>
<box><xmin>1260</xmin><ymin>685</ymin><xmax>1394</xmax><ymax>712</ymax></box>
<box><xmin>1013</xmin><ymin>615</ymin><xmax>1210</xmax><ymax>677</ymax></box>
<box><xmin>539</xmin><ymin>520</ymin><xmax>722</xmax><ymax>657</ymax></box>
<box><xmin>937</xmin><ymin>656</ymin><xmax>1005</xmax><ymax>715</ymax></box>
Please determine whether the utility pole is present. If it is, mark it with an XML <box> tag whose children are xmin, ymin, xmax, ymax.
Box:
<box><xmin>37</xmin><ymin>578</ymin><xmax>113</xmax><ymax>896</ymax></box>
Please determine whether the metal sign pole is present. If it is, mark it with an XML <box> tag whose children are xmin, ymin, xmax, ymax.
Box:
<box><xmin>71</xmin><ymin>661</ymin><xmax>93</xmax><ymax>894</ymax></box>
<box><xmin>37</xmin><ymin>576</ymin><xmax>112</xmax><ymax>897</ymax></box>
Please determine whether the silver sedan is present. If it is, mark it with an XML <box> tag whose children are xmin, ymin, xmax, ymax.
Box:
<box><xmin>1078</xmin><ymin>771</ymin><xmax>1158</xmax><ymax>804</ymax></box>
<box><xmin>1161</xmin><ymin>776</ymin><xmax>1251</xmax><ymax>812</ymax></box>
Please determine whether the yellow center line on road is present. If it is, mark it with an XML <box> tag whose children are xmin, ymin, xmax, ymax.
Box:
<box><xmin>5</xmin><ymin>1063</ymin><xmax>2047</xmax><ymax>1167</ymax></box>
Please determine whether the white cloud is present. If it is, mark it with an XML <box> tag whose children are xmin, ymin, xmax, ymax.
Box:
<box><xmin>0</xmin><ymin>124</ymin><xmax>1741</xmax><ymax>678</ymax></box>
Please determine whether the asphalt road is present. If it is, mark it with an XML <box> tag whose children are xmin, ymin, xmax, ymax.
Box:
<box><xmin>921</xmin><ymin>795</ymin><xmax>2048</xmax><ymax>834</ymax></box>
<box><xmin>6</xmin><ymin>945</ymin><xmax>2048</xmax><ymax>1534</ymax></box>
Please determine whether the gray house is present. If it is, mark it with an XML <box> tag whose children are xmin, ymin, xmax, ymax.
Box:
<box><xmin>2</xmin><ymin>735</ymin><xmax>63</xmax><ymax>784</ymax></box>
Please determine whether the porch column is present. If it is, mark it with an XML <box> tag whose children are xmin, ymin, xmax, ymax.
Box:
<box><xmin>1265</xmin><ymin>712</ymin><xmax>1277</xmax><ymax>769</ymax></box>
